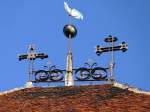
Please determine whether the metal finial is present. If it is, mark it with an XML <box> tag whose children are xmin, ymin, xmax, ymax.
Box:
<box><xmin>63</xmin><ymin>24</ymin><xmax>77</xmax><ymax>38</ymax></box>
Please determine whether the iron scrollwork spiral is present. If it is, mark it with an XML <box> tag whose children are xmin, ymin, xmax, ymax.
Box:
<box><xmin>34</xmin><ymin>62</ymin><xmax>108</xmax><ymax>82</ymax></box>
<box><xmin>35</xmin><ymin>70</ymin><xmax>49</xmax><ymax>82</ymax></box>
<box><xmin>49</xmin><ymin>69</ymin><xmax>64</xmax><ymax>81</ymax></box>
<box><xmin>75</xmin><ymin>68</ymin><xmax>90</xmax><ymax>80</ymax></box>
<box><xmin>91</xmin><ymin>67</ymin><xmax>107</xmax><ymax>80</ymax></box>
<box><xmin>75</xmin><ymin>62</ymin><xmax>108</xmax><ymax>81</ymax></box>
<box><xmin>35</xmin><ymin>66</ymin><xmax>64</xmax><ymax>82</ymax></box>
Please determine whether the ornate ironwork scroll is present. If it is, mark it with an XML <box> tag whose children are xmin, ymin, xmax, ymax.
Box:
<box><xmin>34</xmin><ymin>66</ymin><xmax>64</xmax><ymax>82</ymax></box>
<box><xmin>32</xmin><ymin>61</ymin><xmax>108</xmax><ymax>83</ymax></box>
<box><xmin>75</xmin><ymin>62</ymin><xmax>108</xmax><ymax>81</ymax></box>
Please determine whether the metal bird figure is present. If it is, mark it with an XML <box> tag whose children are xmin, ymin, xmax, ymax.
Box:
<box><xmin>64</xmin><ymin>2</ymin><xmax>83</xmax><ymax>20</ymax></box>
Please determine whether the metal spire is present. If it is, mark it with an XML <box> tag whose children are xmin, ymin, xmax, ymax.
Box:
<box><xmin>63</xmin><ymin>1</ymin><xmax>80</xmax><ymax>86</ymax></box>
<box><xmin>65</xmin><ymin>50</ymin><xmax>74</xmax><ymax>86</ymax></box>
<box><xmin>63</xmin><ymin>25</ymin><xmax>77</xmax><ymax>86</ymax></box>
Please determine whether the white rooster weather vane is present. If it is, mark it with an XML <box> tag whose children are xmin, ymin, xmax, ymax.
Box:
<box><xmin>64</xmin><ymin>1</ymin><xmax>83</xmax><ymax>23</ymax></box>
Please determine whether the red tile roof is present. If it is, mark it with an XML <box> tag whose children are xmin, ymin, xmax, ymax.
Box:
<box><xmin>0</xmin><ymin>84</ymin><xmax>150</xmax><ymax>112</ymax></box>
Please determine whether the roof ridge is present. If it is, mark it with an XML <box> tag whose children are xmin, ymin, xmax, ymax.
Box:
<box><xmin>0</xmin><ymin>82</ymin><xmax>33</xmax><ymax>96</ymax></box>
<box><xmin>0</xmin><ymin>87</ymin><xmax>25</xmax><ymax>96</ymax></box>
<box><xmin>1</xmin><ymin>82</ymin><xmax>150</xmax><ymax>96</ymax></box>
<box><xmin>113</xmin><ymin>82</ymin><xmax>150</xmax><ymax>95</ymax></box>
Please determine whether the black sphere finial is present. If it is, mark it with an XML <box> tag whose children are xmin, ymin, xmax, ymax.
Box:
<box><xmin>63</xmin><ymin>24</ymin><xmax>77</xmax><ymax>38</ymax></box>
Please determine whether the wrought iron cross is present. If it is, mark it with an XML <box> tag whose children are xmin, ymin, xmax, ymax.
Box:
<box><xmin>18</xmin><ymin>45</ymin><xmax>48</xmax><ymax>81</ymax></box>
<box><xmin>95</xmin><ymin>35</ymin><xmax>128</xmax><ymax>82</ymax></box>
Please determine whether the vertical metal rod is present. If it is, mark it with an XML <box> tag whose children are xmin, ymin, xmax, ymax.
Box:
<box><xmin>66</xmin><ymin>15</ymin><xmax>74</xmax><ymax>86</ymax></box>
<box><xmin>31</xmin><ymin>59</ymin><xmax>34</xmax><ymax>81</ymax></box>
<box><xmin>28</xmin><ymin>60</ymin><xmax>31</xmax><ymax>81</ymax></box>
<box><xmin>69</xmin><ymin>15</ymin><xmax>71</xmax><ymax>25</ymax></box>
<box><xmin>28</xmin><ymin>59</ymin><xmax>34</xmax><ymax>81</ymax></box>
<box><xmin>27</xmin><ymin>44</ymin><xmax>35</xmax><ymax>82</ymax></box>
<box><xmin>68</xmin><ymin>15</ymin><xmax>72</xmax><ymax>53</ymax></box>
<box><xmin>110</xmin><ymin>37</ymin><xmax>115</xmax><ymax>81</ymax></box>
<box><xmin>68</xmin><ymin>35</ymin><xmax>72</xmax><ymax>53</ymax></box>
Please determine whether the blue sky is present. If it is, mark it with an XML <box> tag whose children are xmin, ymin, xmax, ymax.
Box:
<box><xmin>0</xmin><ymin>0</ymin><xmax>150</xmax><ymax>91</ymax></box>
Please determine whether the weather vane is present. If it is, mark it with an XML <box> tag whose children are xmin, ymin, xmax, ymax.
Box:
<box><xmin>18</xmin><ymin>2</ymin><xmax>128</xmax><ymax>87</ymax></box>
<box><xmin>63</xmin><ymin>1</ymin><xmax>84</xmax><ymax>86</ymax></box>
